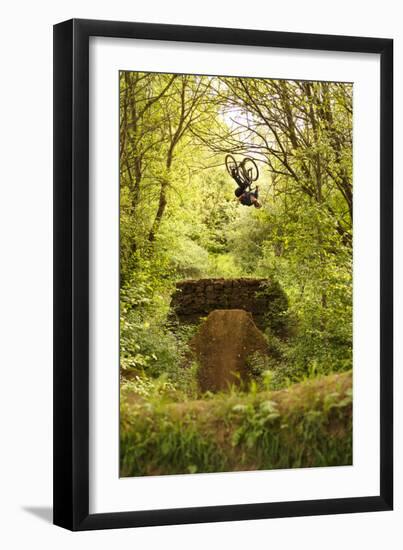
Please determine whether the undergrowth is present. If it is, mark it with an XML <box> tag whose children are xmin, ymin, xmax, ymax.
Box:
<box><xmin>120</xmin><ymin>371</ymin><xmax>352</xmax><ymax>477</ymax></box>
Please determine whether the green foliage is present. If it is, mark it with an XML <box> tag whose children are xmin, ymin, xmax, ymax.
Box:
<box><xmin>120</xmin><ymin>299</ymin><xmax>199</xmax><ymax>395</ymax></box>
<box><xmin>121</xmin><ymin>375</ymin><xmax>177</xmax><ymax>400</ymax></box>
<box><xmin>118</xmin><ymin>71</ymin><xmax>354</xmax><ymax>476</ymax></box>
<box><xmin>120</xmin><ymin>372</ymin><xmax>352</xmax><ymax>476</ymax></box>
<box><xmin>120</xmin><ymin>410</ymin><xmax>228</xmax><ymax>476</ymax></box>
<box><xmin>228</xmin><ymin>195</ymin><xmax>352</xmax><ymax>377</ymax></box>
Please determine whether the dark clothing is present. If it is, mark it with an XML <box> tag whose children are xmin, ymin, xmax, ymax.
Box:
<box><xmin>230</xmin><ymin>166</ymin><xmax>259</xmax><ymax>206</ymax></box>
<box><xmin>239</xmin><ymin>189</ymin><xmax>258</xmax><ymax>206</ymax></box>
<box><xmin>231</xmin><ymin>168</ymin><xmax>248</xmax><ymax>191</ymax></box>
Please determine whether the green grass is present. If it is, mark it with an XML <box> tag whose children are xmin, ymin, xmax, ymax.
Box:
<box><xmin>120</xmin><ymin>371</ymin><xmax>352</xmax><ymax>477</ymax></box>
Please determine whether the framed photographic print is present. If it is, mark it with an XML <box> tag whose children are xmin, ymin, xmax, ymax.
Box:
<box><xmin>53</xmin><ymin>19</ymin><xmax>393</xmax><ymax>530</ymax></box>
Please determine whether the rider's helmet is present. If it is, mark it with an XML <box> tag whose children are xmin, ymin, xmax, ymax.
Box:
<box><xmin>234</xmin><ymin>187</ymin><xmax>243</xmax><ymax>197</ymax></box>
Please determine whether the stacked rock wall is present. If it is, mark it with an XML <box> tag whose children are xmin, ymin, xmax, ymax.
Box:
<box><xmin>170</xmin><ymin>278</ymin><xmax>287</xmax><ymax>333</ymax></box>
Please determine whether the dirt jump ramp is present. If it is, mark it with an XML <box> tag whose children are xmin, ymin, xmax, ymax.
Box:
<box><xmin>190</xmin><ymin>309</ymin><xmax>269</xmax><ymax>393</ymax></box>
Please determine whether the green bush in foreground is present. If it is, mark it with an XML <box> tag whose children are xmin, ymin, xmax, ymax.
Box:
<box><xmin>120</xmin><ymin>371</ymin><xmax>352</xmax><ymax>477</ymax></box>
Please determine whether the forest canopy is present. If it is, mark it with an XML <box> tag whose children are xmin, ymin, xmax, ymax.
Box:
<box><xmin>120</xmin><ymin>71</ymin><xmax>352</xmax><ymax>376</ymax></box>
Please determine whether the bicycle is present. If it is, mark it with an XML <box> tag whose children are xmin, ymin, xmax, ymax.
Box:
<box><xmin>225</xmin><ymin>154</ymin><xmax>259</xmax><ymax>190</ymax></box>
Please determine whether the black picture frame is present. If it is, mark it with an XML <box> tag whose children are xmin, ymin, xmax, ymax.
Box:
<box><xmin>53</xmin><ymin>18</ymin><xmax>393</xmax><ymax>531</ymax></box>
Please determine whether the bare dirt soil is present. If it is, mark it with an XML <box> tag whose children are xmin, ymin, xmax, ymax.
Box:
<box><xmin>190</xmin><ymin>309</ymin><xmax>269</xmax><ymax>392</ymax></box>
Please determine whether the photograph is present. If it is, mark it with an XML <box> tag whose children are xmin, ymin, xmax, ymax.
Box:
<box><xmin>0</xmin><ymin>0</ymin><xmax>396</xmax><ymax>542</ymax></box>
<box><xmin>119</xmin><ymin>71</ymin><xmax>353</xmax><ymax>477</ymax></box>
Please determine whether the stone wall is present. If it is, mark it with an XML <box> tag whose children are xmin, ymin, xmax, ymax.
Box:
<box><xmin>170</xmin><ymin>278</ymin><xmax>288</xmax><ymax>333</ymax></box>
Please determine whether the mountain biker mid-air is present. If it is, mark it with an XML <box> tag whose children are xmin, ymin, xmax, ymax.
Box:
<box><xmin>226</xmin><ymin>155</ymin><xmax>262</xmax><ymax>209</ymax></box>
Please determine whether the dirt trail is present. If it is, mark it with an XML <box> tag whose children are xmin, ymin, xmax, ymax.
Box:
<box><xmin>190</xmin><ymin>309</ymin><xmax>269</xmax><ymax>392</ymax></box>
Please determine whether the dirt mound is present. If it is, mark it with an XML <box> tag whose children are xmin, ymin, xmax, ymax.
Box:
<box><xmin>190</xmin><ymin>309</ymin><xmax>269</xmax><ymax>393</ymax></box>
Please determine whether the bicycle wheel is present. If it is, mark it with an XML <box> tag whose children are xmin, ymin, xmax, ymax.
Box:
<box><xmin>240</xmin><ymin>157</ymin><xmax>259</xmax><ymax>182</ymax></box>
<box><xmin>225</xmin><ymin>154</ymin><xmax>238</xmax><ymax>177</ymax></box>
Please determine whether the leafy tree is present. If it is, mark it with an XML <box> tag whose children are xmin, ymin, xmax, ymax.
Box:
<box><xmin>119</xmin><ymin>71</ymin><xmax>353</xmax><ymax>385</ymax></box>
